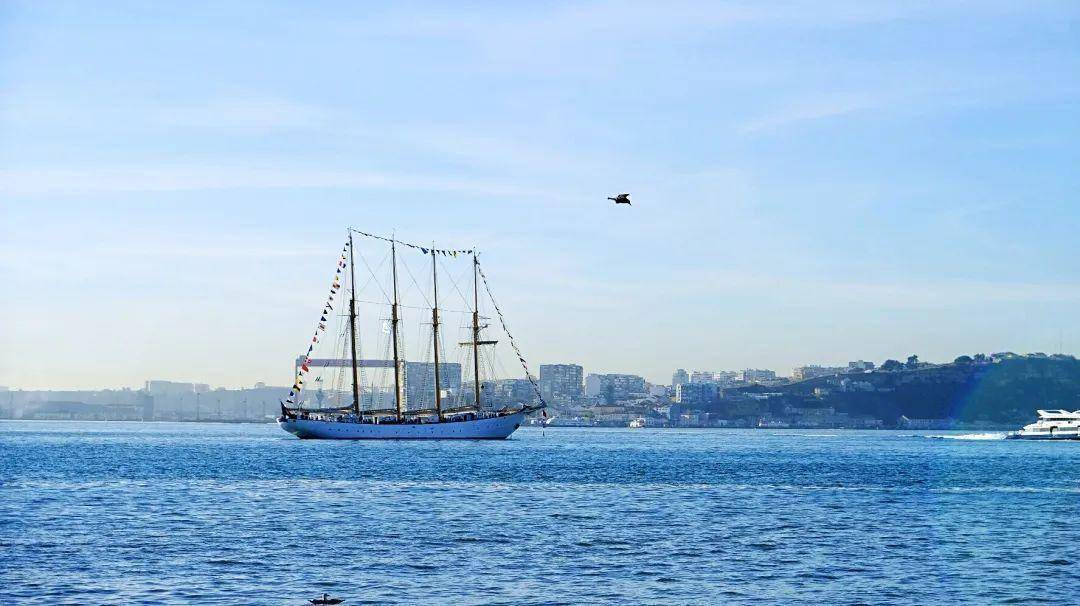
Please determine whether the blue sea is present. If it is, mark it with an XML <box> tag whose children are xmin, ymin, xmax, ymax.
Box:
<box><xmin>2</xmin><ymin>422</ymin><xmax>1079</xmax><ymax>605</ymax></box>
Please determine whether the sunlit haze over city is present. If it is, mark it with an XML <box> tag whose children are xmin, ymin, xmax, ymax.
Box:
<box><xmin>2</xmin><ymin>2</ymin><xmax>1078</xmax><ymax>390</ymax></box>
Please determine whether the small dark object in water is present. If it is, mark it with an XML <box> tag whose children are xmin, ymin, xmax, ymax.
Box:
<box><xmin>608</xmin><ymin>193</ymin><xmax>631</xmax><ymax>205</ymax></box>
<box><xmin>310</xmin><ymin>593</ymin><xmax>344</xmax><ymax>605</ymax></box>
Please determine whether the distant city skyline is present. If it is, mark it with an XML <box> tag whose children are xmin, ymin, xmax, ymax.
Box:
<box><xmin>2</xmin><ymin>2</ymin><xmax>1079</xmax><ymax>390</ymax></box>
<box><xmin>0</xmin><ymin>350</ymin><xmax>1065</xmax><ymax>393</ymax></box>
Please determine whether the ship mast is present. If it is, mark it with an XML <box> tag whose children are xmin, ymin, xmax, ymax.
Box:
<box><xmin>390</xmin><ymin>240</ymin><xmax>403</xmax><ymax>421</ymax></box>
<box><xmin>471</xmin><ymin>252</ymin><xmax>482</xmax><ymax>410</ymax></box>
<box><xmin>348</xmin><ymin>232</ymin><xmax>361</xmax><ymax>417</ymax></box>
<box><xmin>431</xmin><ymin>247</ymin><xmax>443</xmax><ymax>422</ymax></box>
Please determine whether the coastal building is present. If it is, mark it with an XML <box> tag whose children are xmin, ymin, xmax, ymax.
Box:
<box><xmin>584</xmin><ymin>374</ymin><xmax>603</xmax><ymax>398</ymax></box>
<box><xmin>740</xmin><ymin>369</ymin><xmax>777</xmax><ymax>383</ymax></box>
<box><xmin>585</xmin><ymin>373</ymin><xmax>646</xmax><ymax>403</ymax></box>
<box><xmin>646</xmin><ymin>382</ymin><xmax>669</xmax><ymax>397</ymax></box>
<box><xmin>488</xmin><ymin>378</ymin><xmax>538</xmax><ymax>406</ymax></box>
<box><xmin>690</xmin><ymin>370</ymin><xmax>715</xmax><ymax>384</ymax></box>
<box><xmin>145</xmin><ymin>380</ymin><xmax>210</xmax><ymax>396</ymax></box>
<box><xmin>539</xmin><ymin>364</ymin><xmax>584</xmax><ymax>403</ymax></box>
<box><xmin>792</xmin><ymin>365</ymin><xmax>846</xmax><ymax>381</ymax></box>
<box><xmin>840</xmin><ymin>378</ymin><xmax>875</xmax><ymax>392</ymax></box>
<box><xmin>665</xmin><ymin>403</ymin><xmax>684</xmax><ymax>423</ymax></box>
<box><xmin>9</xmin><ymin>388</ymin><xmax>156</xmax><ymax>421</ymax></box>
<box><xmin>404</xmin><ymin>362</ymin><xmax>463</xmax><ymax>408</ymax></box>
<box><xmin>897</xmin><ymin>416</ymin><xmax>955</xmax><ymax>430</ymax></box>
<box><xmin>18</xmin><ymin>399</ymin><xmax>153</xmax><ymax>421</ymax></box>
<box><xmin>675</xmin><ymin>382</ymin><xmax>717</xmax><ymax>407</ymax></box>
<box><xmin>848</xmin><ymin>360</ymin><xmax>875</xmax><ymax>371</ymax></box>
<box><xmin>672</xmin><ymin>368</ymin><xmax>690</xmax><ymax>387</ymax></box>
<box><xmin>714</xmin><ymin>371</ymin><xmax>739</xmax><ymax>385</ymax></box>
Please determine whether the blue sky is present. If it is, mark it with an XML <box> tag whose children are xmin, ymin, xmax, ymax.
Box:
<box><xmin>1</xmin><ymin>1</ymin><xmax>1078</xmax><ymax>389</ymax></box>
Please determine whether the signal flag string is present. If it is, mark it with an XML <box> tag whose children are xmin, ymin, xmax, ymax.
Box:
<box><xmin>476</xmin><ymin>259</ymin><xmax>548</xmax><ymax>415</ymax></box>
<box><xmin>284</xmin><ymin>236</ymin><xmax>350</xmax><ymax>407</ymax></box>
<box><xmin>349</xmin><ymin>228</ymin><xmax>473</xmax><ymax>257</ymax></box>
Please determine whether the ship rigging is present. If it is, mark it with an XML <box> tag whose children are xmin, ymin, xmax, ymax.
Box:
<box><xmin>277</xmin><ymin>229</ymin><xmax>545</xmax><ymax>439</ymax></box>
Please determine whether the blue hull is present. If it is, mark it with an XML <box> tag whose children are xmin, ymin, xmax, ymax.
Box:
<box><xmin>279</xmin><ymin>411</ymin><xmax>526</xmax><ymax>440</ymax></box>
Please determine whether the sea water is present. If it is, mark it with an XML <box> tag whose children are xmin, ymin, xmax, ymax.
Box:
<box><xmin>2</xmin><ymin>422</ymin><xmax>1078</xmax><ymax>605</ymax></box>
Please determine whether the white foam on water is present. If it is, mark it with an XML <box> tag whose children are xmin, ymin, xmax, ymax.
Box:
<box><xmin>926</xmin><ymin>432</ymin><xmax>1008</xmax><ymax>440</ymax></box>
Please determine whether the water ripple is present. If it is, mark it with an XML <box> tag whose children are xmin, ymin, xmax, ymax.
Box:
<box><xmin>3</xmin><ymin>422</ymin><xmax>1080</xmax><ymax>605</ymax></box>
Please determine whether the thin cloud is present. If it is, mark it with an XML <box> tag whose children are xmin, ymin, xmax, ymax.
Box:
<box><xmin>0</xmin><ymin>166</ymin><xmax>546</xmax><ymax>198</ymax></box>
<box><xmin>1</xmin><ymin>93</ymin><xmax>341</xmax><ymax>132</ymax></box>
<box><xmin>740</xmin><ymin>94</ymin><xmax>883</xmax><ymax>133</ymax></box>
<box><xmin>149</xmin><ymin>97</ymin><xmax>336</xmax><ymax>131</ymax></box>
<box><xmin>670</xmin><ymin>268</ymin><xmax>1080</xmax><ymax>309</ymax></box>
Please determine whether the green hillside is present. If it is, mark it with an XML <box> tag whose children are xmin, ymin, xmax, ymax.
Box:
<box><xmin>815</xmin><ymin>355</ymin><xmax>1080</xmax><ymax>424</ymax></box>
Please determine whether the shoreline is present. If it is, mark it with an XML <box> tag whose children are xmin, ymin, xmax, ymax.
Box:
<box><xmin>0</xmin><ymin>418</ymin><xmax>1020</xmax><ymax>431</ymax></box>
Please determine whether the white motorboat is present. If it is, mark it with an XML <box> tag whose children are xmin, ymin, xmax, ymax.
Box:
<box><xmin>1007</xmin><ymin>409</ymin><xmax>1080</xmax><ymax>440</ymax></box>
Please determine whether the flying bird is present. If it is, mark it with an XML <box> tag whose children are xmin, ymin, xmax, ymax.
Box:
<box><xmin>608</xmin><ymin>193</ymin><xmax>631</xmax><ymax>205</ymax></box>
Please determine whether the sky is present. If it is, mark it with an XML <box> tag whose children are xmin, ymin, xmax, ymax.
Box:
<box><xmin>1</xmin><ymin>1</ymin><xmax>1079</xmax><ymax>389</ymax></box>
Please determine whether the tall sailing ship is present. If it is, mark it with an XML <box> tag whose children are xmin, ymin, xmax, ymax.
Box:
<box><xmin>277</xmin><ymin>229</ymin><xmax>546</xmax><ymax>439</ymax></box>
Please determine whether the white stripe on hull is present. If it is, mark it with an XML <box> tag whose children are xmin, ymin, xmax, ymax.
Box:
<box><xmin>279</xmin><ymin>411</ymin><xmax>526</xmax><ymax>440</ymax></box>
<box><xmin>1008</xmin><ymin>432</ymin><xmax>1080</xmax><ymax>441</ymax></box>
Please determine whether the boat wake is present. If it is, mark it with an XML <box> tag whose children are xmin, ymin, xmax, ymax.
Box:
<box><xmin>924</xmin><ymin>432</ymin><xmax>1008</xmax><ymax>441</ymax></box>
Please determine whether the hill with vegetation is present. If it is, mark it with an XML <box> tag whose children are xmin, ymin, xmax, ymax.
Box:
<box><xmin>727</xmin><ymin>354</ymin><xmax>1080</xmax><ymax>426</ymax></box>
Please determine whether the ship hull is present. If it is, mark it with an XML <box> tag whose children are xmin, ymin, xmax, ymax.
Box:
<box><xmin>1006</xmin><ymin>432</ymin><xmax>1080</xmax><ymax>440</ymax></box>
<box><xmin>278</xmin><ymin>411</ymin><xmax>527</xmax><ymax>440</ymax></box>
